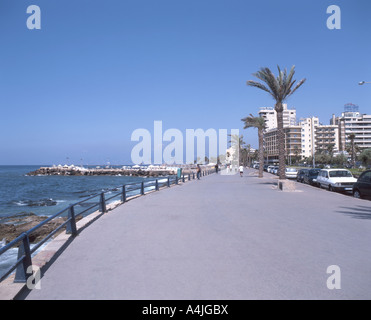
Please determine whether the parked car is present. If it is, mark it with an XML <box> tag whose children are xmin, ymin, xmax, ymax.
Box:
<box><xmin>352</xmin><ymin>170</ymin><xmax>371</xmax><ymax>199</ymax></box>
<box><xmin>317</xmin><ymin>169</ymin><xmax>357</xmax><ymax>192</ymax></box>
<box><xmin>267</xmin><ymin>165</ymin><xmax>275</xmax><ymax>173</ymax></box>
<box><xmin>297</xmin><ymin>169</ymin><xmax>309</xmax><ymax>183</ymax></box>
<box><xmin>285</xmin><ymin>168</ymin><xmax>298</xmax><ymax>179</ymax></box>
<box><xmin>303</xmin><ymin>168</ymin><xmax>321</xmax><ymax>186</ymax></box>
<box><xmin>272</xmin><ymin>166</ymin><xmax>279</xmax><ymax>175</ymax></box>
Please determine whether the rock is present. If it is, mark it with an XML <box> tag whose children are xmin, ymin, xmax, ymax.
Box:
<box><xmin>0</xmin><ymin>213</ymin><xmax>71</xmax><ymax>245</ymax></box>
<box><xmin>0</xmin><ymin>224</ymin><xmax>17</xmax><ymax>243</ymax></box>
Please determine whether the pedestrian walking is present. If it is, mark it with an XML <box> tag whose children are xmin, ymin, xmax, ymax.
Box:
<box><xmin>215</xmin><ymin>163</ymin><xmax>219</xmax><ymax>174</ymax></box>
<box><xmin>197</xmin><ymin>164</ymin><xmax>201</xmax><ymax>180</ymax></box>
<box><xmin>239</xmin><ymin>165</ymin><xmax>244</xmax><ymax>177</ymax></box>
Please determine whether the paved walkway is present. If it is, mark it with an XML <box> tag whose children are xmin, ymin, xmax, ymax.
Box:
<box><xmin>23</xmin><ymin>169</ymin><xmax>371</xmax><ymax>299</ymax></box>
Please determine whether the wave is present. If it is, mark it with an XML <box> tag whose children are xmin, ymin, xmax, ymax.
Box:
<box><xmin>0</xmin><ymin>241</ymin><xmax>49</xmax><ymax>280</ymax></box>
<box><xmin>13</xmin><ymin>201</ymin><xmax>28</xmax><ymax>207</ymax></box>
<box><xmin>13</xmin><ymin>198</ymin><xmax>58</xmax><ymax>207</ymax></box>
<box><xmin>0</xmin><ymin>247</ymin><xmax>18</xmax><ymax>279</ymax></box>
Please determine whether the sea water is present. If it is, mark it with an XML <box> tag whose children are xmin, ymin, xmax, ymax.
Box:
<box><xmin>0</xmin><ymin>165</ymin><xmax>157</xmax><ymax>218</ymax></box>
<box><xmin>0</xmin><ymin>165</ymin><xmax>166</xmax><ymax>279</ymax></box>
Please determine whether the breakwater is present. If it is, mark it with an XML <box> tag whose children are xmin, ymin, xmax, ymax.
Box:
<box><xmin>26</xmin><ymin>165</ymin><xmax>200</xmax><ymax>177</ymax></box>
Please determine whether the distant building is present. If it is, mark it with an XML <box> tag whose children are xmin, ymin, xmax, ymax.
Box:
<box><xmin>260</xmin><ymin>104</ymin><xmax>370</xmax><ymax>163</ymax></box>
<box><xmin>225</xmin><ymin>146</ymin><xmax>239</xmax><ymax>166</ymax></box>
<box><xmin>264</xmin><ymin>125</ymin><xmax>302</xmax><ymax>163</ymax></box>
<box><xmin>298</xmin><ymin>117</ymin><xmax>319</xmax><ymax>158</ymax></box>
<box><xmin>315</xmin><ymin>124</ymin><xmax>339</xmax><ymax>154</ymax></box>
<box><xmin>331</xmin><ymin>107</ymin><xmax>371</xmax><ymax>150</ymax></box>
<box><xmin>259</xmin><ymin>104</ymin><xmax>296</xmax><ymax>130</ymax></box>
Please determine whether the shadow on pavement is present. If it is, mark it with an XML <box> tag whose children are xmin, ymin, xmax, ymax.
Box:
<box><xmin>258</xmin><ymin>182</ymin><xmax>277</xmax><ymax>185</ymax></box>
<box><xmin>337</xmin><ymin>205</ymin><xmax>371</xmax><ymax>220</ymax></box>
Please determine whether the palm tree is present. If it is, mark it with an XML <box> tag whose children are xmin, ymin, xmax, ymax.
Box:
<box><xmin>245</xmin><ymin>143</ymin><xmax>252</xmax><ymax>167</ymax></box>
<box><xmin>293</xmin><ymin>147</ymin><xmax>301</xmax><ymax>164</ymax></box>
<box><xmin>326</xmin><ymin>144</ymin><xmax>335</xmax><ymax>165</ymax></box>
<box><xmin>241</xmin><ymin>114</ymin><xmax>266</xmax><ymax>178</ymax></box>
<box><xmin>359</xmin><ymin>148</ymin><xmax>371</xmax><ymax>167</ymax></box>
<box><xmin>228</xmin><ymin>134</ymin><xmax>246</xmax><ymax>166</ymax></box>
<box><xmin>347</xmin><ymin>134</ymin><xmax>357</xmax><ymax>167</ymax></box>
<box><xmin>246</xmin><ymin>66</ymin><xmax>306</xmax><ymax>179</ymax></box>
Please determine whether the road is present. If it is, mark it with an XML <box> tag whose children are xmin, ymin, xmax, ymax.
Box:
<box><xmin>22</xmin><ymin>169</ymin><xmax>371</xmax><ymax>299</ymax></box>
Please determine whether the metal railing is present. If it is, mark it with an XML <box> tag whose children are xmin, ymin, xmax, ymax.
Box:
<box><xmin>0</xmin><ymin>168</ymin><xmax>215</xmax><ymax>284</ymax></box>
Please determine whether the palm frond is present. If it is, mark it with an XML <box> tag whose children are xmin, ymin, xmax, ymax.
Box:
<box><xmin>287</xmin><ymin>78</ymin><xmax>306</xmax><ymax>98</ymax></box>
<box><xmin>255</xmin><ymin>68</ymin><xmax>280</xmax><ymax>99</ymax></box>
<box><xmin>241</xmin><ymin>114</ymin><xmax>266</xmax><ymax>130</ymax></box>
<box><xmin>247</xmin><ymin>65</ymin><xmax>305</xmax><ymax>103</ymax></box>
<box><xmin>246</xmin><ymin>80</ymin><xmax>272</xmax><ymax>96</ymax></box>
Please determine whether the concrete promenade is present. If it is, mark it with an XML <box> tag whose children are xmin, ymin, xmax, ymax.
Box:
<box><xmin>22</xmin><ymin>169</ymin><xmax>371</xmax><ymax>299</ymax></box>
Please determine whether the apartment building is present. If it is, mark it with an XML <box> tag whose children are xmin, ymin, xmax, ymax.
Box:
<box><xmin>265</xmin><ymin>116</ymin><xmax>339</xmax><ymax>161</ymax></box>
<box><xmin>259</xmin><ymin>104</ymin><xmax>296</xmax><ymax>130</ymax></box>
<box><xmin>261</xmin><ymin>104</ymin><xmax>370</xmax><ymax>163</ymax></box>
<box><xmin>315</xmin><ymin>125</ymin><xmax>339</xmax><ymax>153</ymax></box>
<box><xmin>298</xmin><ymin>117</ymin><xmax>318</xmax><ymax>158</ymax></box>
<box><xmin>264</xmin><ymin>126</ymin><xmax>302</xmax><ymax>162</ymax></box>
<box><xmin>331</xmin><ymin>110</ymin><xmax>371</xmax><ymax>150</ymax></box>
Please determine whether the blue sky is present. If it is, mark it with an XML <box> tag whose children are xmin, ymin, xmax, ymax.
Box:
<box><xmin>0</xmin><ymin>0</ymin><xmax>370</xmax><ymax>165</ymax></box>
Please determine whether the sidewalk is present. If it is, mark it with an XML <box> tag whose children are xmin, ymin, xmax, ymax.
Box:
<box><xmin>21</xmin><ymin>169</ymin><xmax>371</xmax><ymax>299</ymax></box>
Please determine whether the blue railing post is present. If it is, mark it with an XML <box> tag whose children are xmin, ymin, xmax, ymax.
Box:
<box><xmin>14</xmin><ymin>234</ymin><xmax>32</xmax><ymax>283</ymax></box>
<box><xmin>122</xmin><ymin>185</ymin><xmax>126</xmax><ymax>202</ymax></box>
<box><xmin>100</xmin><ymin>192</ymin><xmax>107</xmax><ymax>213</ymax></box>
<box><xmin>167</xmin><ymin>177</ymin><xmax>170</xmax><ymax>187</ymax></box>
<box><xmin>141</xmin><ymin>181</ymin><xmax>145</xmax><ymax>195</ymax></box>
<box><xmin>66</xmin><ymin>205</ymin><xmax>77</xmax><ymax>236</ymax></box>
<box><xmin>175</xmin><ymin>176</ymin><xmax>178</xmax><ymax>184</ymax></box>
<box><xmin>155</xmin><ymin>179</ymin><xmax>159</xmax><ymax>191</ymax></box>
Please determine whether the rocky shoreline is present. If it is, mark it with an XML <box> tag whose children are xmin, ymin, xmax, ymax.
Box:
<box><xmin>0</xmin><ymin>212</ymin><xmax>78</xmax><ymax>245</ymax></box>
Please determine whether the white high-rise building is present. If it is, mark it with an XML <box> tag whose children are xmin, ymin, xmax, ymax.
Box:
<box><xmin>332</xmin><ymin>110</ymin><xmax>371</xmax><ymax>150</ymax></box>
<box><xmin>295</xmin><ymin>117</ymin><xmax>340</xmax><ymax>159</ymax></box>
<box><xmin>299</xmin><ymin>117</ymin><xmax>319</xmax><ymax>158</ymax></box>
<box><xmin>315</xmin><ymin>125</ymin><xmax>339</xmax><ymax>154</ymax></box>
<box><xmin>259</xmin><ymin>104</ymin><xmax>296</xmax><ymax>130</ymax></box>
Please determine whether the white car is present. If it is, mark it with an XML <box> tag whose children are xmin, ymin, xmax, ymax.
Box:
<box><xmin>316</xmin><ymin>169</ymin><xmax>357</xmax><ymax>192</ymax></box>
<box><xmin>285</xmin><ymin>168</ymin><xmax>298</xmax><ymax>179</ymax></box>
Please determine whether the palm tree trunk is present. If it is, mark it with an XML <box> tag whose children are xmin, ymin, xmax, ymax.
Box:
<box><xmin>276</xmin><ymin>103</ymin><xmax>286</xmax><ymax>179</ymax></box>
<box><xmin>258</xmin><ymin>128</ymin><xmax>264</xmax><ymax>178</ymax></box>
